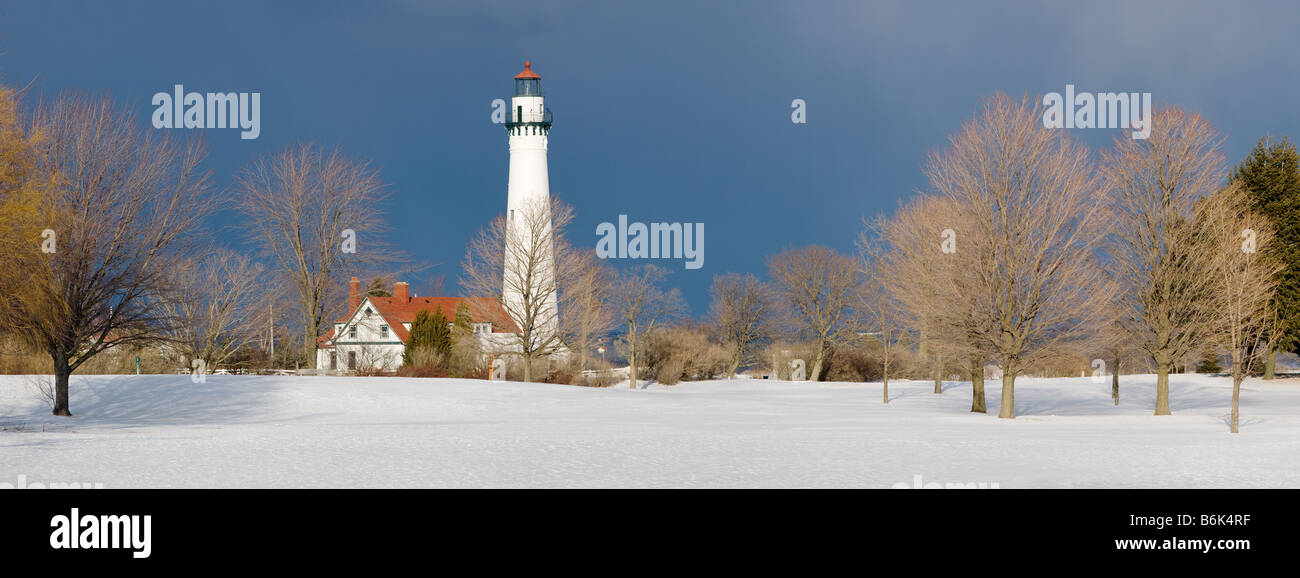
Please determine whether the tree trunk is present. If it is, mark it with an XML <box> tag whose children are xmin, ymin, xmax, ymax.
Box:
<box><xmin>1263</xmin><ymin>347</ymin><xmax>1277</xmax><ymax>380</ymax></box>
<box><xmin>970</xmin><ymin>358</ymin><xmax>985</xmax><ymax>413</ymax></box>
<box><xmin>727</xmin><ymin>356</ymin><xmax>741</xmax><ymax>379</ymax></box>
<box><xmin>1231</xmin><ymin>373</ymin><xmax>1241</xmax><ymax>434</ymax></box>
<box><xmin>304</xmin><ymin>323</ymin><xmax>319</xmax><ymax>369</ymax></box>
<box><xmin>522</xmin><ymin>354</ymin><xmax>533</xmax><ymax>383</ymax></box>
<box><xmin>917</xmin><ymin>326</ymin><xmax>928</xmax><ymax>380</ymax></box>
<box><xmin>1154</xmin><ymin>362</ymin><xmax>1172</xmax><ymax>415</ymax></box>
<box><xmin>1111</xmin><ymin>358</ymin><xmax>1120</xmax><ymax>406</ymax></box>
<box><xmin>52</xmin><ymin>353</ymin><xmax>72</xmax><ymax>417</ymax></box>
<box><xmin>577</xmin><ymin>337</ymin><xmax>589</xmax><ymax>374</ymax></box>
<box><xmin>932</xmin><ymin>354</ymin><xmax>943</xmax><ymax>394</ymax></box>
<box><xmin>882</xmin><ymin>364</ymin><xmax>890</xmax><ymax>404</ymax></box>
<box><xmin>809</xmin><ymin>345</ymin><xmax>826</xmax><ymax>383</ymax></box>
<box><xmin>997</xmin><ymin>371</ymin><xmax>1015</xmax><ymax>419</ymax></box>
<box><xmin>628</xmin><ymin>349</ymin><xmax>637</xmax><ymax>389</ymax></box>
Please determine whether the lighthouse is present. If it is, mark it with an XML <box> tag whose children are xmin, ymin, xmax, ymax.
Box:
<box><xmin>503</xmin><ymin>61</ymin><xmax>558</xmax><ymax>341</ymax></box>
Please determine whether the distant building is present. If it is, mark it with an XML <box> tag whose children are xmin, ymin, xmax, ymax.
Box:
<box><xmin>317</xmin><ymin>62</ymin><xmax>563</xmax><ymax>374</ymax></box>
<box><xmin>315</xmin><ymin>277</ymin><xmax>517</xmax><ymax>373</ymax></box>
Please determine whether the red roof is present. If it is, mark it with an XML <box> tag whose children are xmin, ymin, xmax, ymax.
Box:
<box><xmin>515</xmin><ymin>61</ymin><xmax>540</xmax><ymax>79</ymax></box>
<box><xmin>322</xmin><ymin>295</ymin><xmax>518</xmax><ymax>346</ymax></box>
<box><xmin>316</xmin><ymin>327</ymin><xmax>335</xmax><ymax>347</ymax></box>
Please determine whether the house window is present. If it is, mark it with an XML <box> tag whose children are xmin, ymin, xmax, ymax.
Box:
<box><xmin>349</xmin><ymin>326</ymin><xmax>357</xmax><ymax>339</ymax></box>
<box><xmin>474</xmin><ymin>322</ymin><xmax>492</xmax><ymax>335</ymax></box>
<box><xmin>380</xmin><ymin>325</ymin><xmax>389</xmax><ymax>338</ymax></box>
<box><xmin>347</xmin><ymin>351</ymin><xmax>356</xmax><ymax>370</ymax></box>
<box><xmin>364</xmin><ymin>307</ymin><xmax>372</xmax><ymax>317</ymax></box>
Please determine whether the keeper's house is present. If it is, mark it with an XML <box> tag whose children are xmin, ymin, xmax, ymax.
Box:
<box><xmin>315</xmin><ymin>277</ymin><xmax>517</xmax><ymax>373</ymax></box>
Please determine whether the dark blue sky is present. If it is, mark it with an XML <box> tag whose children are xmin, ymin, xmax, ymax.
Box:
<box><xmin>3</xmin><ymin>0</ymin><xmax>1297</xmax><ymax>313</ymax></box>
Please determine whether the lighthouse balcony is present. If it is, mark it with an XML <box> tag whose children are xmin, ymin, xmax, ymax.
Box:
<box><xmin>504</xmin><ymin>108</ymin><xmax>552</xmax><ymax>129</ymax></box>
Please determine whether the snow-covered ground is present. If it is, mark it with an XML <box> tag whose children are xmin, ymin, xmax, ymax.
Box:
<box><xmin>1</xmin><ymin>373</ymin><xmax>1297</xmax><ymax>488</ymax></box>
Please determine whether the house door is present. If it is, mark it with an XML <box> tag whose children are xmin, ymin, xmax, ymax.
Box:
<box><xmin>329</xmin><ymin>352</ymin><xmax>337</xmax><ymax>370</ymax></box>
<box><xmin>347</xmin><ymin>351</ymin><xmax>356</xmax><ymax>370</ymax></box>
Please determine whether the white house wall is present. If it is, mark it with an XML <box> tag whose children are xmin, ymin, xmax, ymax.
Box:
<box><xmin>317</xmin><ymin>296</ymin><xmax>524</xmax><ymax>374</ymax></box>
<box><xmin>325</xmin><ymin>297</ymin><xmax>405</xmax><ymax>373</ymax></box>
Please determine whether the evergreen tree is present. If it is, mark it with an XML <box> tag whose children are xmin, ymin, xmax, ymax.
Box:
<box><xmin>366</xmin><ymin>277</ymin><xmax>392</xmax><ymax>297</ymax></box>
<box><xmin>445</xmin><ymin>302</ymin><xmax>477</xmax><ymax>377</ymax></box>
<box><xmin>430</xmin><ymin>307</ymin><xmax>452</xmax><ymax>358</ymax></box>
<box><xmin>403</xmin><ymin>307</ymin><xmax>451</xmax><ymax>366</ymax></box>
<box><xmin>1195</xmin><ymin>346</ymin><xmax>1223</xmax><ymax>374</ymax></box>
<box><xmin>1232</xmin><ymin>136</ymin><xmax>1300</xmax><ymax>377</ymax></box>
<box><xmin>454</xmin><ymin>302</ymin><xmax>473</xmax><ymax>339</ymax></box>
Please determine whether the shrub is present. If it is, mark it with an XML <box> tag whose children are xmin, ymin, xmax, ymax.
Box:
<box><xmin>397</xmin><ymin>347</ymin><xmax>446</xmax><ymax>377</ymax></box>
<box><xmin>445</xmin><ymin>323</ymin><xmax>482</xmax><ymax>378</ymax></box>
<box><xmin>577</xmin><ymin>371</ymin><xmax>617</xmax><ymax>387</ymax></box>
<box><xmin>656</xmin><ymin>358</ymin><xmax>686</xmax><ymax>385</ymax></box>
<box><xmin>543</xmin><ymin>369</ymin><xmax>574</xmax><ymax>385</ymax></box>
<box><xmin>0</xmin><ymin>338</ymin><xmax>52</xmax><ymax>374</ymax></box>
<box><xmin>823</xmin><ymin>345</ymin><xmax>881</xmax><ymax>382</ymax></box>
<box><xmin>644</xmin><ymin>326</ymin><xmax>729</xmax><ymax>384</ymax></box>
<box><xmin>396</xmin><ymin>363</ymin><xmax>448</xmax><ymax>378</ymax></box>
<box><xmin>760</xmin><ymin>341</ymin><xmax>820</xmax><ymax>380</ymax></box>
<box><xmin>1196</xmin><ymin>347</ymin><xmax>1224</xmax><ymax>374</ymax></box>
<box><xmin>404</xmin><ymin>307</ymin><xmax>451</xmax><ymax>367</ymax></box>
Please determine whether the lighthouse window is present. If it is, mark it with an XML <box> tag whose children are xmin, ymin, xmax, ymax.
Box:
<box><xmin>515</xmin><ymin>78</ymin><xmax>539</xmax><ymax>96</ymax></box>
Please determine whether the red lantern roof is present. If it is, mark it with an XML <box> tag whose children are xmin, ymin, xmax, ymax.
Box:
<box><xmin>515</xmin><ymin>60</ymin><xmax>540</xmax><ymax>79</ymax></box>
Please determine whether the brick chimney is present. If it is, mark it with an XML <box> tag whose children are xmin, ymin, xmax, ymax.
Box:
<box><xmin>393</xmin><ymin>281</ymin><xmax>410</xmax><ymax>303</ymax></box>
<box><xmin>348</xmin><ymin>276</ymin><xmax>361</xmax><ymax>313</ymax></box>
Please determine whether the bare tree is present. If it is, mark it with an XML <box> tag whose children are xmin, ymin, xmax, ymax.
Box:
<box><xmin>236</xmin><ymin>143</ymin><xmax>395</xmax><ymax>368</ymax></box>
<box><xmin>927</xmin><ymin>94</ymin><xmax>1113</xmax><ymax>419</ymax></box>
<box><xmin>707</xmin><ymin>272</ymin><xmax>774</xmax><ymax>378</ymax></box>
<box><xmin>767</xmin><ymin>246</ymin><xmax>859</xmax><ymax>382</ymax></box>
<box><xmin>1089</xmin><ymin>273</ymin><xmax>1144</xmax><ymax>406</ymax></box>
<box><xmin>1105</xmin><ymin>107</ymin><xmax>1227</xmax><ymax>415</ymax></box>
<box><xmin>1199</xmin><ymin>185</ymin><xmax>1282</xmax><ymax>433</ymax></box>
<box><xmin>853</xmin><ymin>243</ymin><xmax>907</xmax><ymax>403</ymax></box>
<box><xmin>461</xmin><ymin>196</ymin><xmax>574</xmax><ymax>382</ymax></box>
<box><xmin>157</xmin><ymin>250</ymin><xmax>266</xmax><ymax>371</ymax></box>
<box><xmin>873</xmin><ymin>193</ymin><xmax>991</xmax><ymax>410</ymax></box>
<box><xmin>245</xmin><ymin>278</ymin><xmax>297</xmax><ymax>370</ymax></box>
<box><xmin>12</xmin><ymin>93</ymin><xmax>216</xmax><ymax>416</ymax></box>
<box><xmin>609</xmin><ymin>264</ymin><xmax>687</xmax><ymax>388</ymax></box>
<box><xmin>558</xmin><ymin>248</ymin><xmax>617</xmax><ymax>375</ymax></box>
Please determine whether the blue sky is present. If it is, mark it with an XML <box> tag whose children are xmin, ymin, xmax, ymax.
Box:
<box><xmin>2</xmin><ymin>0</ymin><xmax>1298</xmax><ymax>313</ymax></box>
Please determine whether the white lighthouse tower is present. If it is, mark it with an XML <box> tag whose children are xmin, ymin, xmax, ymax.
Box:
<box><xmin>503</xmin><ymin>61</ymin><xmax>558</xmax><ymax>342</ymax></box>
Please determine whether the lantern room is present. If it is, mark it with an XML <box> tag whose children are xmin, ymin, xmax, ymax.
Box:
<box><xmin>514</xmin><ymin>61</ymin><xmax>541</xmax><ymax>96</ymax></box>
